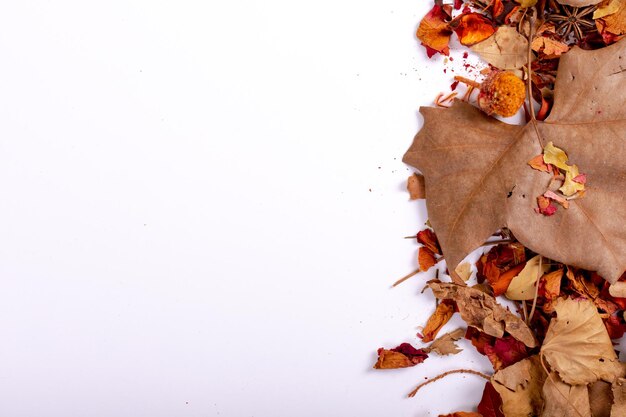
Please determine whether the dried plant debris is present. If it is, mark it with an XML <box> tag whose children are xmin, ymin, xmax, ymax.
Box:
<box><xmin>374</xmin><ymin>0</ymin><xmax>624</xmax><ymax>414</ymax></box>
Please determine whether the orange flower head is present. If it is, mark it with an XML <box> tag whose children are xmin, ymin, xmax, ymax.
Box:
<box><xmin>477</xmin><ymin>71</ymin><xmax>526</xmax><ymax>118</ymax></box>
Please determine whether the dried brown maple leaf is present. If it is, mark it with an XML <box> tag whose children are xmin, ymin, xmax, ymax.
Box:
<box><xmin>428</xmin><ymin>281</ymin><xmax>537</xmax><ymax>347</ymax></box>
<box><xmin>541</xmin><ymin>298</ymin><xmax>624</xmax><ymax>385</ymax></box>
<box><xmin>403</xmin><ymin>41</ymin><xmax>626</xmax><ymax>283</ymax></box>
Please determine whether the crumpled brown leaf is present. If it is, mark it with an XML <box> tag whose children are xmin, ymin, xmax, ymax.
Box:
<box><xmin>429</xmin><ymin>281</ymin><xmax>537</xmax><ymax>347</ymax></box>
<box><xmin>491</xmin><ymin>356</ymin><xmax>546</xmax><ymax>417</ymax></box>
<box><xmin>541</xmin><ymin>298</ymin><xmax>624</xmax><ymax>385</ymax></box>
<box><xmin>426</xmin><ymin>328</ymin><xmax>465</xmax><ymax>355</ymax></box>
<box><xmin>403</xmin><ymin>41</ymin><xmax>626</xmax><ymax>283</ymax></box>
<box><xmin>542</xmin><ymin>373</ymin><xmax>592</xmax><ymax>417</ymax></box>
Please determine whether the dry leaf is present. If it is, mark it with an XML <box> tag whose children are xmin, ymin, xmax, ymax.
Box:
<box><xmin>531</xmin><ymin>36</ymin><xmax>569</xmax><ymax>58</ymax></box>
<box><xmin>595</xmin><ymin>0</ymin><xmax>622</xmax><ymax>18</ymax></box>
<box><xmin>422</xmin><ymin>300</ymin><xmax>455</xmax><ymax>342</ymax></box>
<box><xmin>613</xmin><ymin>378</ymin><xmax>626</xmax><ymax>417</ymax></box>
<box><xmin>589</xmin><ymin>381</ymin><xmax>613</xmax><ymax>417</ymax></box>
<box><xmin>403</xmin><ymin>41</ymin><xmax>626</xmax><ymax>283</ymax></box>
<box><xmin>491</xmin><ymin>356</ymin><xmax>546</xmax><ymax>417</ymax></box>
<box><xmin>541</xmin><ymin>298</ymin><xmax>624</xmax><ymax>385</ymax></box>
<box><xmin>477</xmin><ymin>381</ymin><xmax>506</xmax><ymax>417</ymax></box>
<box><xmin>429</xmin><ymin>281</ymin><xmax>537</xmax><ymax>347</ymax></box>
<box><xmin>505</xmin><ymin>255</ymin><xmax>550</xmax><ymax>300</ymax></box>
<box><xmin>426</xmin><ymin>328</ymin><xmax>465</xmax><ymax>355</ymax></box>
<box><xmin>542</xmin><ymin>269</ymin><xmax>563</xmax><ymax>300</ymax></box>
<box><xmin>455</xmin><ymin>262</ymin><xmax>472</xmax><ymax>281</ymax></box>
<box><xmin>557</xmin><ymin>0</ymin><xmax>603</xmax><ymax>6</ymax></box>
<box><xmin>610</xmin><ymin>282</ymin><xmax>626</xmax><ymax>298</ymax></box>
<box><xmin>470</xmin><ymin>26</ymin><xmax>528</xmax><ymax>70</ymax></box>
<box><xmin>374</xmin><ymin>343</ymin><xmax>429</xmax><ymax>369</ymax></box>
<box><xmin>408</xmin><ymin>173</ymin><xmax>426</xmax><ymax>199</ymax></box>
<box><xmin>542</xmin><ymin>373</ymin><xmax>592</xmax><ymax>417</ymax></box>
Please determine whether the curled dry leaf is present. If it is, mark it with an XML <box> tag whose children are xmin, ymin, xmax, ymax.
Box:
<box><xmin>417</xmin><ymin>228</ymin><xmax>442</xmax><ymax>255</ymax></box>
<box><xmin>541</xmin><ymin>298</ymin><xmax>624</xmax><ymax>385</ymax></box>
<box><xmin>408</xmin><ymin>173</ymin><xmax>426</xmax><ymax>199</ymax></box>
<box><xmin>542</xmin><ymin>373</ymin><xmax>592</xmax><ymax>417</ymax></box>
<box><xmin>403</xmin><ymin>41</ymin><xmax>626</xmax><ymax>284</ymax></box>
<box><xmin>429</xmin><ymin>281</ymin><xmax>537</xmax><ymax>347</ymax></box>
<box><xmin>422</xmin><ymin>300</ymin><xmax>456</xmax><ymax>342</ymax></box>
<box><xmin>470</xmin><ymin>26</ymin><xmax>528</xmax><ymax>70</ymax></box>
<box><xmin>491</xmin><ymin>356</ymin><xmax>546</xmax><ymax>417</ymax></box>
<box><xmin>505</xmin><ymin>255</ymin><xmax>550</xmax><ymax>300</ymax></box>
<box><xmin>374</xmin><ymin>343</ymin><xmax>429</xmax><ymax>369</ymax></box>
<box><xmin>426</xmin><ymin>328</ymin><xmax>465</xmax><ymax>355</ymax></box>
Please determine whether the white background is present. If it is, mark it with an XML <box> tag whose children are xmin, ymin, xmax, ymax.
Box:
<box><xmin>0</xmin><ymin>1</ymin><xmax>494</xmax><ymax>416</ymax></box>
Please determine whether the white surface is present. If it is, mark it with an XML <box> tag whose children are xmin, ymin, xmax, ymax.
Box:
<box><xmin>0</xmin><ymin>2</ymin><xmax>493</xmax><ymax>416</ymax></box>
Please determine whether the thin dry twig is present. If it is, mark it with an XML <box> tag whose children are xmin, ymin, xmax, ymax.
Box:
<box><xmin>408</xmin><ymin>369</ymin><xmax>491</xmax><ymax>397</ymax></box>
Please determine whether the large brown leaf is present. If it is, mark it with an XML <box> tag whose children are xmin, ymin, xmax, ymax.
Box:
<box><xmin>403</xmin><ymin>41</ymin><xmax>626</xmax><ymax>283</ymax></box>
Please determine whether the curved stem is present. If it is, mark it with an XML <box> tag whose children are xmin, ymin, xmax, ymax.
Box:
<box><xmin>408</xmin><ymin>369</ymin><xmax>491</xmax><ymax>397</ymax></box>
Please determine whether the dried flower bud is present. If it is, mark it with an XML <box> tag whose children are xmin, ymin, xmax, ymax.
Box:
<box><xmin>477</xmin><ymin>71</ymin><xmax>526</xmax><ymax>117</ymax></box>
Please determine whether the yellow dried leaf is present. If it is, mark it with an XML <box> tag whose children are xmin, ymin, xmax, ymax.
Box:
<box><xmin>541</xmin><ymin>298</ymin><xmax>624</xmax><ymax>385</ymax></box>
<box><xmin>601</xmin><ymin>0</ymin><xmax>626</xmax><ymax>35</ymax></box>
<box><xmin>505</xmin><ymin>255</ymin><xmax>550</xmax><ymax>300</ymax></box>
<box><xmin>516</xmin><ymin>0</ymin><xmax>538</xmax><ymax>7</ymax></box>
<box><xmin>559</xmin><ymin>164</ymin><xmax>585</xmax><ymax>196</ymax></box>
<box><xmin>455</xmin><ymin>262</ymin><xmax>472</xmax><ymax>282</ymax></box>
<box><xmin>594</xmin><ymin>0</ymin><xmax>621</xmax><ymax>18</ymax></box>
<box><xmin>543</xmin><ymin>141</ymin><xmax>570</xmax><ymax>171</ymax></box>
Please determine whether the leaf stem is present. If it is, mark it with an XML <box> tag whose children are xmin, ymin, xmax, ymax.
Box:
<box><xmin>408</xmin><ymin>369</ymin><xmax>491</xmax><ymax>398</ymax></box>
<box><xmin>392</xmin><ymin>269</ymin><xmax>420</xmax><ymax>287</ymax></box>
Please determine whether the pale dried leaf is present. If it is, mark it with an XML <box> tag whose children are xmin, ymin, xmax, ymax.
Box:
<box><xmin>542</xmin><ymin>373</ymin><xmax>591</xmax><ymax>417</ymax></box>
<box><xmin>557</xmin><ymin>0</ymin><xmax>602</xmax><ymax>6</ymax></box>
<box><xmin>403</xmin><ymin>41</ymin><xmax>626</xmax><ymax>283</ymax></box>
<box><xmin>491</xmin><ymin>356</ymin><xmax>546</xmax><ymax>417</ymax></box>
<box><xmin>427</xmin><ymin>328</ymin><xmax>465</xmax><ymax>355</ymax></box>
<box><xmin>455</xmin><ymin>262</ymin><xmax>472</xmax><ymax>282</ymax></box>
<box><xmin>541</xmin><ymin>298</ymin><xmax>624</xmax><ymax>385</ymax></box>
<box><xmin>612</xmin><ymin>378</ymin><xmax>626</xmax><ymax>417</ymax></box>
<box><xmin>429</xmin><ymin>281</ymin><xmax>537</xmax><ymax>347</ymax></box>
<box><xmin>505</xmin><ymin>255</ymin><xmax>550</xmax><ymax>300</ymax></box>
<box><xmin>609</xmin><ymin>282</ymin><xmax>626</xmax><ymax>298</ymax></box>
<box><xmin>594</xmin><ymin>0</ymin><xmax>621</xmax><ymax>18</ymax></box>
<box><xmin>470</xmin><ymin>26</ymin><xmax>528</xmax><ymax>70</ymax></box>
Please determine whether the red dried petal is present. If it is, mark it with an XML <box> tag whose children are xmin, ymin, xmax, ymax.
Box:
<box><xmin>418</xmin><ymin>247</ymin><xmax>437</xmax><ymax>271</ymax></box>
<box><xmin>451</xmin><ymin>13</ymin><xmax>496</xmax><ymax>46</ymax></box>
<box><xmin>477</xmin><ymin>381</ymin><xmax>505</xmax><ymax>417</ymax></box>
<box><xmin>484</xmin><ymin>336</ymin><xmax>528</xmax><ymax>371</ymax></box>
<box><xmin>416</xmin><ymin>5</ymin><xmax>453</xmax><ymax>57</ymax></box>
<box><xmin>417</xmin><ymin>229</ymin><xmax>442</xmax><ymax>254</ymax></box>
